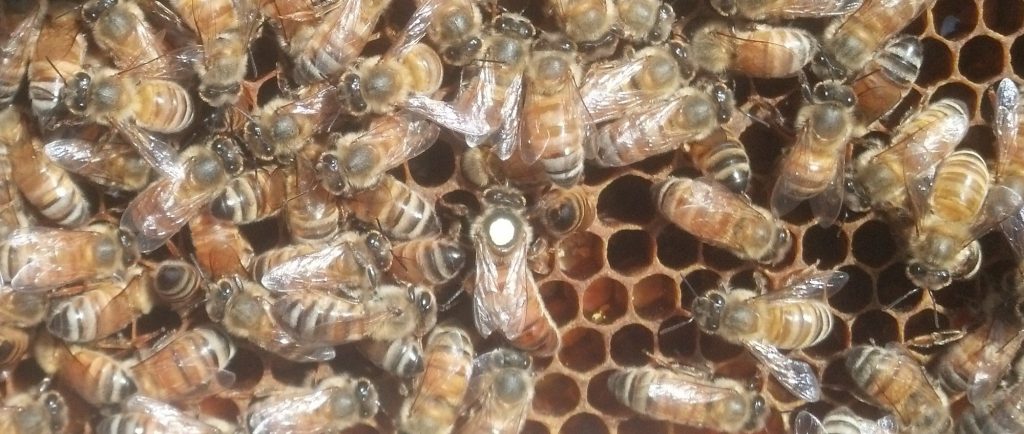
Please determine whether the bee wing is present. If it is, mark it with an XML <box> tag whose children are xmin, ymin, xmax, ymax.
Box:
<box><xmin>123</xmin><ymin>395</ymin><xmax>220</xmax><ymax>432</ymax></box>
<box><xmin>494</xmin><ymin>73</ymin><xmax>525</xmax><ymax>161</ymax></box>
<box><xmin>472</xmin><ymin>237</ymin><xmax>530</xmax><ymax>338</ymax></box>
<box><xmin>112</xmin><ymin>118</ymin><xmax>183</xmax><ymax>180</ymax></box>
<box><xmin>809</xmin><ymin>147</ymin><xmax>847</xmax><ymax>227</ymax></box>
<box><xmin>757</xmin><ymin>270</ymin><xmax>849</xmax><ymax>301</ymax></box>
<box><xmin>580</xmin><ymin>56</ymin><xmax>649</xmax><ymax>123</ymax></box>
<box><xmin>745</xmin><ymin>340</ymin><xmax>821</xmax><ymax>402</ymax></box>
<box><xmin>260</xmin><ymin>298</ymin><xmax>337</xmax><ymax>362</ymax></box>
<box><xmin>459</xmin><ymin>61</ymin><xmax>500</xmax><ymax>147</ymax></box>
<box><xmin>966</xmin><ymin>318</ymin><xmax>1024</xmax><ymax>404</ymax></box>
<box><xmin>0</xmin><ymin>3</ymin><xmax>42</xmax><ymax>74</ymax></box>
<box><xmin>44</xmin><ymin>137</ymin><xmax>149</xmax><ymax>191</ymax></box>
<box><xmin>4</xmin><ymin>228</ymin><xmax>107</xmax><ymax>292</ymax></box>
<box><xmin>260</xmin><ymin>243</ymin><xmax>361</xmax><ymax>294</ymax></box>
<box><xmin>967</xmin><ymin>184</ymin><xmax>1023</xmax><ymax>245</ymax></box>
<box><xmin>387</xmin><ymin>113</ymin><xmax>440</xmax><ymax>167</ymax></box>
<box><xmin>767</xmin><ymin>0</ymin><xmax>864</xmax><ymax>17</ymax></box>
<box><xmin>404</xmin><ymin>94</ymin><xmax>491</xmax><ymax>136</ymax></box>
<box><xmin>384</xmin><ymin>0</ymin><xmax>438</xmax><ymax>59</ymax></box>
<box><xmin>793</xmin><ymin>410</ymin><xmax>826</xmax><ymax>434</ymax></box>
<box><xmin>771</xmin><ymin>124</ymin><xmax>819</xmax><ymax>218</ymax></box>
<box><xmin>999</xmin><ymin>209</ymin><xmax>1024</xmax><ymax>258</ymax></box>
<box><xmin>120</xmin><ymin>176</ymin><xmax>216</xmax><ymax>253</ymax></box>
<box><xmin>884</xmin><ymin>105</ymin><xmax>968</xmax><ymax>216</ymax></box>
<box><xmin>248</xmin><ymin>388</ymin><xmax>334</xmax><ymax>434</ymax></box>
<box><xmin>993</xmin><ymin>78</ymin><xmax>1020</xmax><ymax>178</ymax></box>
<box><xmin>876</xmin><ymin>415</ymin><xmax>898</xmax><ymax>434</ymax></box>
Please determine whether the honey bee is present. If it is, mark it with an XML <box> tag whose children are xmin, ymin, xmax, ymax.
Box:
<box><xmin>29</xmin><ymin>1</ymin><xmax>86</xmax><ymax>125</ymax></box>
<box><xmin>243</xmin><ymin>83</ymin><xmax>340</xmax><ymax>163</ymax></box>
<box><xmin>933</xmin><ymin>307</ymin><xmax>1024</xmax><ymax>403</ymax></box>
<box><xmin>131</xmin><ymin>326</ymin><xmax>237</xmax><ymax>402</ymax></box>
<box><xmin>455</xmin><ymin>348</ymin><xmax>534</xmax><ymax>434</ymax></box>
<box><xmin>709</xmin><ymin>0</ymin><xmax>863</xmax><ymax>21</ymax></box>
<box><xmin>471</xmin><ymin>187</ymin><xmax>560</xmax><ymax>356</ymax></box>
<box><xmin>794</xmin><ymin>407</ymin><xmax>896</xmax><ymax>434</ymax></box>
<box><xmin>318</xmin><ymin>111</ymin><xmax>440</xmax><ymax>195</ymax></box>
<box><xmin>535</xmin><ymin>186</ymin><xmax>596</xmax><ymax>237</ymax></box>
<box><xmin>614</xmin><ymin>0</ymin><xmax>674</xmax><ymax>44</ymax></box>
<box><xmin>357</xmin><ymin>336</ymin><xmax>425</xmax><ymax>379</ymax></box>
<box><xmin>286</xmin><ymin>144</ymin><xmax>344</xmax><ymax>244</ymax></box>
<box><xmin>206</xmin><ymin>276</ymin><xmax>336</xmax><ymax>362</ymax></box>
<box><xmin>203</xmin><ymin>133</ymin><xmax>248</xmax><ymax>177</ymax></box>
<box><xmin>43</xmin><ymin>130</ymin><xmax>152</xmax><ymax>192</ymax></box>
<box><xmin>211</xmin><ymin>166</ymin><xmax>289</xmax><ymax>224</ymax></box>
<box><xmin>188</xmin><ymin>210</ymin><xmax>254</xmax><ymax>280</ymax></box>
<box><xmin>693</xmin><ymin>270</ymin><xmax>847</xmax><ymax>401</ymax></box>
<box><xmin>34</xmin><ymin>334</ymin><xmax>136</xmax><ymax>406</ymax></box>
<box><xmin>0</xmin><ymin>1</ymin><xmax>44</xmax><ymax>107</ymax></box>
<box><xmin>956</xmin><ymin>379</ymin><xmax>1024</xmax><ymax>434</ymax></box>
<box><xmin>97</xmin><ymin>395</ymin><xmax>236</xmax><ymax>434</ymax></box>
<box><xmin>771</xmin><ymin>80</ymin><xmax>856</xmax><ymax>226</ymax></box>
<box><xmin>390</xmin><ymin>237</ymin><xmax>467</xmax><ymax>286</ymax></box>
<box><xmin>0</xmin><ymin>107</ymin><xmax>91</xmax><ymax>227</ymax></box>
<box><xmin>990</xmin><ymin>78</ymin><xmax>1024</xmax><ymax>259</ymax></box>
<box><xmin>608</xmin><ymin>365</ymin><xmax>768</xmax><ymax>433</ymax></box>
<box><xmin>588</xmin><ymin>81</ymin><xmax>733</xmax><ymax>168</ymax></box>
<box><xmin>846</xmin><ymin>344</ymin><xmax>952</xmax><ymax>434</ymax></box>
<box><xmin>654</xmin><ymin>176</ymin><xmax>792</xmax><ymax>264</ymax></box>
<box><xmin>685</xmin><ymin>133</ymin><xmax>751</xmax><ymax>194</ymax></box>
<box><xmin>65</xmin><ymin>65</ymin><xmax>195</xmax><ymax>136</ymax></box>
<box><xmin>244</xmin><ymin>374</ymin><xmax>379</xmax><ymax>434</ymax></box>
<box><xmin>820</xmin><ymin>0</ymin><xmax>935</xmax><ymax>76</ymax></box>
<box><xmin>259</xmin><ymin>231</ymin><xmax>392</xmax><ymax>294</ymax></box>
<box><xmin>423</xmin><ymin>0</ymin><xmax>483</xmax><ymax>65</ymax></box>
<box><xmin>162</xmin><ymin>0</ymin><xmax>263</xmax><ymax>107</ymax></box>
<box><xmin>0</xmin><ymin>288</ymin><xmax>47</xmax><ymax>327</ymax></box>
<box><xmin>691</xmin><ymin>22</ymin><xmax>818</xmax><ymax>78</ymax></box>
<box><xmin>46</xmin><ymin>267</ymin><xmax>153</xmax><ymax>343</ymax></box>
<box><xmin>545</xmin><ymin>0</ymin><xmax>617</xmax><ymax>58</ymax></box>
<box><xmin>850</xmin><ymin>35</ymin><xmax>923</xmax><ymax>132</ymax></box>
<box><xmin>850</xmin><ymin>99</ymin><xmax>968</xmax><ymax>219</ymax></box>
<box><xmin>121</xmin><ymin>145</ymin><xmax>230</xmax><ymax>253</ymax></box>
<box><xmin>345</xmin><ymin>175</ymin><xmax>442</xmax><ymax>240</ymax></box>
<box><xmin>0</xmin><ymin>138</ymin><xmax>32</xmax><ymax>238</ymax></box>
<box><xmin>0</xmin><ymin>325</ymin><xmax>30</xmax><ymax>370</ymax></box>
<box><xmin>0</xmin><ymin>223</ymin><xmax>138</xmax><ymax>293</ymax></box>
<box><xmin>399</xmin><ymin>325</ymin><xmax>475</xmax><ymax>434</ymax></box>
<box><xmin>460</xmin><ymin>146</ymin><xmax>550</xmax><ymax>190</ymax></box>
<box><xmin>81</xmin><ymin>0</ymin><xmax>173</xmax><ymax>70</ymax></box>
<box><xmin>149</xmin><ymin>259</ymin><xmax>203</xmax><ymax>312</ymax></box>
<box><xmin>0</xmin><ymin>380</ymin><xmax>69</xmax><ymax>434</ymax></box>
<box><xmin>273</xmin><ymin>283</ymin><xmax>438</xmax><ymax>346</ymax></box>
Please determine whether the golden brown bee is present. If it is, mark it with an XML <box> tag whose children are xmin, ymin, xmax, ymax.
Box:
<box><xmin>545</xmin><ymin>0</ymin><xmax>617</xmax><ymax>58</ymax></box>
<box><xmin>258</xmin><ymin>231</ymin><xmax>392</xmax><ymax>294</ymax></box>
<box><xmin>163</xmin><ymin>0</ymin><xmax>263</xmax><ymax>107</ymax></box>
<box><xmin>471</xmin><ymin>187</ymin><xmax>560</xmax><ymax>357</ymax></box>
<box><xmin>613</xmin><ymin>0</ymin><xmax>674</xmax><ymax>44</ymax></box>
<box><xmin>346</xmin><ymin>175</ymin><xmax>442</xmax><ymax>240</ymax></box>
<box><xmin>0</xmin><ymin>107</ymin><xmax>91</xmax><ymax>227</ymax></box>
<box><xmin>131</xmin><ymin>326</ymin><xmax>237</xmax><ymax>402</ymax></box>
<box><xmin>357</xmin><ymin>336</ymin><xmax>425</xmax><ymax>379</ymax></box>
<box><xmin>685</xmin><ymin>133</ymin><xmax>751</xmax><ymax>194</ymax></box>
<box><xmin>821</xmin><ymin>0</ymin><xmax>935</xmax><ymax>76</ymax></box>
<box><xmin>850</xmin><ymin>99</ymin><xmax>968</xmax><ymax>218</ymax></box>
<box><xmin>693</xmin><ymin>270</ymin><xmax>847</xmax><ymax>402</ymax></box>
<box><xmin>244</xmin><ymin>374</ymin><xmax>379</xmax><ymax>434</ymax></box>
<box><xmin>933</xmin><ymin>308</ymin><xmax>1024</xmax><ymax>403</ymax></box>
<box><xmin>188</xmin><ymin>210</ymin><xmax>254</xmax><ymax>281</ymax></box>
<box><xmin>0</xmin><ymin>325</ymin><xmax>30</xmax><ymax>370</ymax></box>
<box><xmin>287</xmin><ymin>144</ymin><xmax>344</xmax><ymax>244</ymax></box>
<box><xmin>0</xmin><ymin>223</ymin><xmax>138</xmax><ymax>293</ymax></box>
<box><xmin>243</xmin><ymin>83</ymin><xmax>340</xmax><ymax>163</ymax></box>
<box><xmin>34</xmin><ymin>333</ymin><xmax>136</xmax><ymax>406</ymax></box>
<box><xmin>455</xmin><ymin>348</ymin><xmax>534</xmax><ymax>434</ymax></box>
<box><xmin>318</xmin><ymin>111</ymin><xmax>440</xmax><ymax>195</ymax></box>
<box><xmin>399</xmin><ymin>325</ymin><xmax>475</xmax><ymax>434</ymax></box>
<box><xmin>0</xmin><ymin>289</ymin><xmax>47</xmax><ymax>327</ymax></box>
<box><xmin>460</xmin><ymin>146</ymin><xmax>550</xmax><ymax>190</ymax></box>
<box><xmin>519</xmin><ymin>34</ymin><xmax>589</xmax><ymax>187</ymax></box>
<box><xmin>97</xmin><ymin>395</ymin><xmax>236</xmax><ymax>434</ymax></box>
<box><xmin>771</xmin><ymin>80</ymin><xmax>856</xmax><ymax>226</ymax></box>
<box><xmin>211</xmin><ymin>166</ymin><xmax>289</xmax><ymax>224</ymax></box>
<box><xmin>65</xmin><ymin>66</ymin><xmax>195</xmax><ymax>136</ymax></box>
<box><xmin>0</xmin><ymin>1</ymin><xmax>44</xmax><ymax>107</ymax></box>
<box><xmin>588</xmin><ymin>82</ymin><xmax>733</xmax><ymax>168</ymax></box>
<box><xmin>80</xmin><ymin>0</ymin><xmax>173</xmax><ymax>70</ymax></box>
<box><xmin>794</xmin><ymin>407</ymin><xmax>897</xmax><ymax>434</ymax></box>
<box><xmin>608</xmin><ymin>365</ymin><xmax>768</xmax><ymax>433</ymax></box>
<box><xmin>846</xmin><ymin>344</ymin><xmax>952</xmax><ymax>434</ymax></box>
<box><xmin>423</xmin><ymin>0</ymin><xmax>483</xmax><ymax>65</ymax></box>
<box><xmin>29</xmin><ymin>1</ymin><xmax>86</xmax><ymax>125</ymax></box>
<box><xmin>273</xmin><ymin>283</ymin><xmax>437</xmax><ymax>346</ymax></box>
<box><xmin>710</xmin><ymin>0</ymin><xmax>863</xmax><ymax>21</ymax></box>
<box><xmin>121</xmin><ymin>145</ymin><xmax>229</xmax><ymax>253</ymax></box>
<box><xmin>46</xmin><ymin>267</ymin><xmax>153</xmax><ymax>342</ymax></box>
<box><xmin>956</xmin><ymin>379</ymin><xmax>1024</xmax><ymax>434</ymax></box>
<box><xmin>580</xmin><ymin>43</ymin><xmax>691</xmax><ymax>124</ymax></box>
<box><xmin>390</xmin><ymin>237</ymin><xmax>467</xmax><ymax>286</ymax></box>
<box><xmin>654</xmin><ymin>176</ymin><xmax>792</xmax><ymax>264</ymax></box>
<box><xmin>0</xmin><ymin>138</ymin><xmax>32</xmax><ymax>238</ymax></box>
<box><xmin>206</xmin><ymin>276</ymin><xmax>335</xmax><ymax>362</ymax></box>
<box><xmin>850</xmin><ymin>35</ymin><xmax>923</xmax><ymax>132</ymax></box>
<box><xmin>691</xmin><ymin>22</ymin><xmax>818</xmax><ymax>78</ymax></box>
<box><xmin>43</xmin><ymin>130</ymin><xmax>152</xmax><ymax>192</ymax></box>
<box><xmin>149</xmin><ymin>259</ymin><xmax>203</xmax><ymax>312</ymax></box>
<box><xmin>535</xmin><ymin>186</ymin><xmax>596</xmax><ymax>237</ymax></box>
<box><xmin>0</xmin><ymin>380</ymin><xmax>69</xmax><ymax>434</ymax></box>
<box><xmin>203</xmin><ymin>133</ymin><xmax>248</xmax><ymax>177</ymax></box>
<box><xmin>990</xmin><ymin>78</ymin><xmax>1024</xmax><ymax>258</ymax></box>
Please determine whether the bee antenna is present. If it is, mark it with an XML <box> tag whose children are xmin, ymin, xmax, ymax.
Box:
<box><xmin>658</xmin><ymin>316</ymin><xmax>693</xmax><ymax>335</ymax></box>
<box><xmin>884</xmin><ymin>287</ymin><xmax>920</xmax><ymax>311</ymax></box>
<box><xmin>45</xmin><ymin>58</ymin><xmax>67</xmax><ymax>86</ymax></box>
<box><xmin>439</xmin><ymin>286</ymin><xmax>466</xmax><ymax>312</ymax></box>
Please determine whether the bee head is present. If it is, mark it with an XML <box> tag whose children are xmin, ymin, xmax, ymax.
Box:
<box><xmin>340</xmin><ymin>72</ymin><xmax>368</xmax><ymax>114</ymax></box>
<box><xmin>906</xmin><ymin>261</ymin><xmax>952</xmax><ymax>292</ymax></box>
<box><xmin>66</xmin><ymin>72</ymin><xmax>92</xmax><ymax>114</ymax></box>
<box><xmin>692</xmin><ymin>291</ymin><xmax>726</xmax><ymax>333</ymax></box>
<box><xmin>81</xmin><ymin>0</ymin><xmax>117</xmax><ymax>23</ymax></box>
<box><xmin>316</xmin><ymin>151</ymin><xmax>349</xmax><ymax>195</ymax></box>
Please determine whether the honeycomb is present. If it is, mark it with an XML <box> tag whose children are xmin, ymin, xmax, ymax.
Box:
<box><xmin>1</xmin><ymin>0</ymin><xmax>1021</xmax><ymax>433</ymax></box>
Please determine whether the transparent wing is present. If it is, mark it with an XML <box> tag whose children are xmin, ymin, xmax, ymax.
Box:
<box><xmin>384</xmin><ymin>0</ymin><xmax>438</xmax><ymax>59</ymax></box>
<box><xmin>494</xmin><ymin>73</ymin><xmax>524</xmax><ymax>161</ymax></box>
<box><xmin>809</xmin><ymin>147</ymin><xmax>847</xmax><ymax>227</ymax></box>
<box><xmin>771</xmin><ymin>123</ymin><xmax>820</xmax><ymax>218</ymax></box>
<box><xmin>966</xmin><ymin>317</ymin><xmax>1024</xmax><ymax>404</ymax></box>
<box><xmin>756</xmin><ymin>270</ymin><xmax>849</xmax><ymax>302</ymax></box>
<box><xmin>44</xmin><ymin>137</ymin><xmax>149</xmax><ymax>191</ymax></box>
<box><xmin>580</xmin><ymin>56</ymin><xmax>648</xmax><ymax>123</ymax></box>
<box><xmin>472</xmin><ymin>235</ymin><xmax>530</xmax><ymax>338</ymax></box>
<box><xmin>123</xmin><ymin>395</ymin><xmax>219</xmax><ymax>432</ymax></box>
<box><xmin>260</xmin><ymin>243</ymin><xmax>360</xmax><ymax>293</ymax></box>
<box><xmin>767</xmin><ymin>0</ymin><xmax>864</xmax><ymax>17</ymax></box>
<box><xmin>967</xmin><ymin>185</ymin><xmax>1023</xmax><ymax>246</ymax></box>
<box><xmin>260</xmin><ymin>298</ymin><xmax>336</xmax><ymax>362</ymax></box>
<box><xmin>404</xmin><ymin>94</ymin><xmax>491</xmax><ymax>136</ymax></box>
<box><xmin>5</xmin><ymin>228</ymin><xmax>108</xmax><ymax>292</ymax></box>
<box><xmin>120</xmin><ymin>176</ymin><xmax>217</xmax><ymax>253</ymax></box>
<box><xmin>373</xmin><ymin>111</ymin><xmax>440</xmax><ymax>173</ymax></box>
<box><xmin>793</xmin><ymin>410</ymin><xmax>826</xmax><ymax>434</ymax></box>
<box><xmin>1000</xmin><ymin>209</ymin><xmax>1024</xmax><ymax>258</ymax></box>
<box><xmin>745</xmin><ymin>340</ymin><xmax>821</xmax><ymax>402</ymax></box>
<box><xmin>112</xmin><ymin>118</ymin><xmax>182</xmax><ymax>179</ymax></box>
<box><xmin>248</xmin><ymin>388</ymin><xmax>333</xmax><ymax>434</ymax></box>
<box><xmin>0</xmin><ymin>3</ymin><xmax>42</xmax><ymax>84</ymax></box>
<box><xmin>459</xmin><ymin>61</ymin><xmax>500</xmax><ymax>147</ymax></box>
<box><xmin>993</xmin><ymin>78</ymin><xmax>1020</xmax><ymax>178</ymax></box>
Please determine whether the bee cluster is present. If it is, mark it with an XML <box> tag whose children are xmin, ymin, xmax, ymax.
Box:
<box><xmin>0</xmin><ymin>0</ymin><xmax>1018</xmax><ymax>433</ymax></box>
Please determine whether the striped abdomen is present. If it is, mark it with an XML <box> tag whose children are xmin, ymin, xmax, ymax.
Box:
<box><xmin>348</xmin><ymin>176</ymin><xmax>440</xmax><ymax>240</ymax></box>
<box><xmin>846</xmin><ymin>345</ymin><xmax>951</xmax><ymax>434</ymax></box>
<box><xmin>58</xmin><ymin>347</ymin><xmax>136</xmax><ymax>405</ymax></box>
<box><xmin>524</xmin><ymin>90</ymin><xmax>585</xmax><ymax>187</ymax></box>
<box><xmin>213</xmin><ymin>169</ymin><xmax>288</xmax><ymax>224</ymax></box>
<box><xmin>399</xmin><ymin>326</ymin><xmax>474</xmax><ymax>434</ymax></box>
<box><xmin>272</xmin><ymin>291</ymin><xmax>375</xmax><ymax>345</ymax></box>
<box><xmin>133</xmin><ymin>80</ymin><xmax>194</xmax><ymax>133</ymax></box>
<box><xmin>151</xmin><ymin>260</ymin><xmax>203</xmax><ymax>312</ymax></box>
<box><xmin>132</xmin><ymin>327</ymin><xmax>236</xmax><ymax>401</ymax></box>
<box><xmin>755</xmin><ymin>300</ymin><xmax>833</xmax><ymax>349</ymax></box>
<box><xmin>48</xmin><ymin>279</ymin><xmax>153</xmax><ymax>342</ymax></box>
<box><xmin>691</xmin><ymin>138</ymin><xmax>750</xmax><ymax>193</ymax></box>
<box><xmin>956</xmin><ymin>382</ymin><xmax>1024</xmax><ymax>434</ymax></box>
<box><xmin>390</xmin><ymin>238</ymin><xmax>466</xmax><ymax>285</ymax></box>
<box><xmin>929</xmin><ymin>150</ymin><xmax>989</xmax><ymax>224</ymax></box>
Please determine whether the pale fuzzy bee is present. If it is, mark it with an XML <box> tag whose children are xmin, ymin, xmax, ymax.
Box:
<box><xmin>0</xmin><ymin>223</ymin><xmax>138</xmax><ymax>293</ymax></box>
<box><xmin>654</xmin><ymin>176</ymin><xmax>792</xmax><ymax>264</ymax></box>
<box><xmin>545</xmin><ymin>0</ymin><xmax>617</xmax><ymax>59</ymax></box>
<box><xmin>188</xmin><ymin>210</ymin><xmax>254</xmax><ymax>281</ymax></box>
<box><xmin>258</xmin><ymin>231</ymin><xmax>392</xmax><ymax>295</ymax></box>
<box><xmin>97</xmin><ymin>395</ymin><xmax>235</xmax><ymax>434</ymax></box>
<box><xmin>850</xmin><ymin>35</ymin><xmax>923</xmax><ymax>133</ymax></box>
<box><xmin>608</xmin><ymin>365</ymin><xmax>768</xmax><ymax>433</ymax></box>
<box><xmin>0</xmin><ymin>107</ymin><xmax>91</xmax><ymax>227</ymax></box>
<box><xmin>318</xmin><ymin>110</ymin><xmax>439</xmax><ymax>196</ymax></box>
<box><xmin>846</xmin><ymin>344</ymin><xmax>952</xmax><ymax>434</ymax></box>
<box><xmin>131</xmin><ymin>327</ymin><xmax>237</xmax><ymax>402</ymax></box>
<box><xmin>535</xmin><ymin>186</ymin><xmax>596</xmax><ymax>237</ymax></box>
<box><xmin>206</xmin><ymin>276</ymin><xmax>335</xmax><ymax>362</ymax></box>
<box><xmin>613</xmin><ymin>0</ymin><xmax>674</xmax><ymax>44</ymax></box>
<box><xmin>80</xmin><ymin>0</ymin><xmax>173</xmax><ymax>70</ymax></box>
<box><xmin>691</xmin><ymin>22</ymin><xmax>818</xmax><ymax>78</ymax></box>
<box><xmin>211</xmin><ymin>165</ymin><xmax>289</xmax><ymax>224</ymax></box>
<box><xmin>771</xmin><ymin>80</ymin><xmax>856</xmax><ymax>226</ymax></box>
<box><xmin>244</xmin><ymin>374</ymin><xmax>379</xmax><ymax>434</ymax></box>
<box><xmin>43</xmin><ymin>130</ymin><xmax>152</xmax><ymax>192</ymax></box>
<box><xmin>956</xmin><ymin>379</ymin><xmax>1024</xmax><ymax>434</ymax></box>
<box><xmin>421</xmin><ymin>0</ymin><xmax>484</xmax><ymax>65</ymax></box>
<box><xmin>357</xmin><ymin>336</ymin><xmax>425</xmax><ymax>379</ymax></box>
<box><xmin>455</xmin><ymin>348</ymin><xmax>534</xmax><ymax>434</ymax></box>
<box><xmin>0</xmin><ymin>380</ymin><xmax>69</xmax><ymax>434</ymax></box>
<box><xmin>0</xmin><ymin>1</ymin><xmax>44</xmax><ymax>107</ymax></box>
<box><xmin>820</xmin><ymin>0</ymin><xmax>936</xmax><ymax>76</ymax></box>
<box><xmin>345</xmin><ymin>175</ymin><xmax>442</xmax><ymax>241</ymax></box>
<box><xmin>121</xmin><ymin>145</ymin><xmax>230</xmax><ymax>253</ymax></box>
<box><xmin>28</xmin><ymin>1</ymin><xmax>86</xmax><ymax>125</ymax></box>
<box><xmin>710</xmin><ymin>0</ymin><xmax>863</xmax><ymax>21</ymax></box>
<box><xmin>46</xmin><ymin>267</ymin><xmax>153</xmax><ymax>343</ymax></box>
<box><xmin>243</xmin><ymin>83</ymin><xmax>341</xmax><ymax>163</ymax></box>
<box><xmin>34</xmin><ymin>334</ymin><xmax>136</xmax><ymax>406</ymax></box>
<box><xmin>273</xmin><ymin>284</ymin><xmax>437</xmax><ymax>346</ymax></box>
<box><xmin>794</xmin><ymin>407</ymin><xmax>896</xmax><ymax>434</ymax></box>
<box><xmin>692</xmin><ymin>270</ymin><xmax>847</xmax><ymax>402</ymax></box>
<box><xmin>399</xmin><ymin>325</ymin><xmax>475</xmax><ymax>434</ymax></box>
<box><xmin>390</xmin><ymin>237</ymin><xmax>467</xmax><ymax>286</ymax></box>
